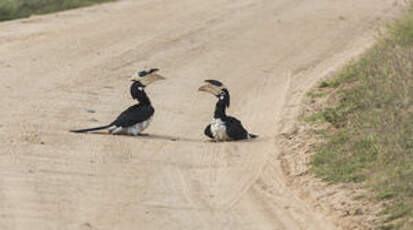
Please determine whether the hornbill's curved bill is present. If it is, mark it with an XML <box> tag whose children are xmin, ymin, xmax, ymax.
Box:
<box><xmin>198</xmin><ymin>80</ymin><xmax>257</xmax><ymax>141</ymax></box>
<box><xmin>70</xmin><ymin>68</ymin><xmax>165</xmax><ymax>135</ymax></box>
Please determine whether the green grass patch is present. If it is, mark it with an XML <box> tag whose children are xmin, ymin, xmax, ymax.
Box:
<box><xmin>0</xmin><ymin>0</ymin><xmax>116</xmax><ymax>22</ymax></box>
<box><xmin>308</xmin><ymin>6</ymin><xmax>413</xmax><ymax>229</ymax></box>
<box><xmin>304</xmin><ymin>111</ymin><xmax>326</xmax><ymax>123</ymax></box>
<box><xmin>319</xmin><ymin>79</ymin><xmax>340</xmax><ymax>88</ymax></box>
<box><xmin>307</xmin><ymin>91</ymin><xmax>326</xmax><ymax>98</ymax></box>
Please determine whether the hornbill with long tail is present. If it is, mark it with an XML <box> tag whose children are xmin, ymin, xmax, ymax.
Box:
<box><xmin>70</xmin><ymin>68</ymin><xmax>165</xmax><ymax>135</ymax></box>
<box><xmin>198</xmin><ymin>80</ymin><xmax>257</xmax><ymax>141</ymax></box>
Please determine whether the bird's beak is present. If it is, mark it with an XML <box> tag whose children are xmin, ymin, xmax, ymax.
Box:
<box><xmin>151</xmin><ymin>73</ymin><xmax>166</xmax><ymax>81</ymax></box>
<box><xmin>198</xmin><ymin>83</ymin><xmax>221</xmax><ymax>95</ymax></box>
<box><xmin>131</xmin><ymin>73</ymin><xmax>166</xmax><ymax>85</ymax></box>
<box><xmin>198</xmin><ymin>84</ymin><xmax>208</xmax><ymax>92</ymax></box>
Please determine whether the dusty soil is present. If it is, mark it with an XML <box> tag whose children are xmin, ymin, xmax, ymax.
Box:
<box><xmin>0</xmin><ymin>0</ymin><xmax>403</xmax><ymax>229</ymax></box>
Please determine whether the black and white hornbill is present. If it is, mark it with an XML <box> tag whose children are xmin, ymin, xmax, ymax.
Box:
<box><xmin>70</xmin><ymin>68</ymin><xmax>165</xmax><ymax>135</ymax></box>
<box><xmin>198</xmin><ymin>80</ymin><xmax>257</xmax><ymax>141</ymax></box>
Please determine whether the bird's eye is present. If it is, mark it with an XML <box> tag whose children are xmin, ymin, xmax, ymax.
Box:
<box><xmin>138</xmin><ymin>87</ymin><xmax>143</xmax><ymax>91</ymax></box>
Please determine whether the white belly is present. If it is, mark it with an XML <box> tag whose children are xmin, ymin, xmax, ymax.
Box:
<box><xmin>210</xmin><ymin>118</ymin><xmax>229</xmax><ymax>141</ymax></box>
<box><xmin>109</xmin><ymin>117</ymin><xmax>152</xmax><ymax>136</ymax></box>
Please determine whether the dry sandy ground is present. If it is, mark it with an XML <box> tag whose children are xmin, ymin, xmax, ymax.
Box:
<box><xmin>0</xmin><ymin>0</ymin><xmax>403</xmax><ymax>229</ymax></box>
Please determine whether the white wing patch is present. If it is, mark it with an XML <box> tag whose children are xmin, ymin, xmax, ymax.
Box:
<box><xmin>210</xmin><ymin>118</ymin><xmax>229</xmax><ymax>141</ymax></box>
<box><xmin>108</xmin><ymin>117</ymin><xmax>152</xmax><ymax>136</ymax></box>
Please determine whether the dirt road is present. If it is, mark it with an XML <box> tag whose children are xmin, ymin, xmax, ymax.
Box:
<box><xmin>0</xmin><ymin>0</ymin><xmax>401</xmax><ymax>229</ymax></box>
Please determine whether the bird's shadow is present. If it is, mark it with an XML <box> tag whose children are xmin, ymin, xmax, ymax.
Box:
<box><xmin>82</xmin><ymin>131</ymin><xmax>201</xmax><ymax>143</ymax></box>
<box><xmin>71</xmin><ymin>131</ymin><xmax>268</xmax><ymax>143</ymax></box>
<box><xmin>205</xmin><ymin>136</ymin><xmax>271</xmax><ymax>144</ymax></box>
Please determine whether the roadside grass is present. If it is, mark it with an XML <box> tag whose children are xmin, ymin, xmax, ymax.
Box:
<box><xmin>306</xmin><ymin>6</ymin><xmax>413</xmax><ymax>230</ymax></box>
<box><xmin>0</xmin><ymin>0</ymin><xmax>116</xmax><ymax>22</ymax></box>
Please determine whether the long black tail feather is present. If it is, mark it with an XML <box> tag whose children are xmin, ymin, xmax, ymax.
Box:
<box><xmin>70</xmin><ymin>125</ymin><xmax>111</xmax><ymax>133</ymax></box>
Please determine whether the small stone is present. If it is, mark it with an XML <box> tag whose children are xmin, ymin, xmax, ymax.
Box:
<box><xmin>87</xmin><ymin>109</ymin><xmax>96</xmax><ymax>113</ymax></box>
<box><xmin>343</xmin><ymin>210</ymin><xmax>351</xmax><ymax>216</ymax></box>
<box><xmin>83</xmin><ymin>222</ymin><xmax>92</xmax><ymax>228</ymax></box>
<box><xmin>353</xmin><ymin>208</ymin><xmax>363</xmax><ymax>215</ymax></box>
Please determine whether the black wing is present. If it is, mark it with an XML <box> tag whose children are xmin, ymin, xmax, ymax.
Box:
<box><xmin>111</xmin><ymin>105</ymin><xmax>154</xmax><ymax>128</ymax></box>
<box><xmin>224</xmin><ymin>116</ymin><xmax>249</xmax><ymax>140</ymax></box>
<box><xmin>204</xmin><ymin>124</ymin><xmax>213</xmax><ymax>139</ymax></box>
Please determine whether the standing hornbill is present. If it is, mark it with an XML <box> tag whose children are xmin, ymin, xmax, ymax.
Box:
<box><xmin>70</xmin><ymin>68</ymin><xmax>165</xmax><ymax>135</ymax></box>
<box><xmin>198</xmin><ymin>80</ymin><xmax>257</xmax><ymax>141</ymax></box>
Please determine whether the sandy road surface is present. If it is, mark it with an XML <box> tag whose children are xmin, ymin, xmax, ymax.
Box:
<box><xmin>0</xmin><ymin>0</ymin><xmax>401</xmax><ymax>229</ymax></box>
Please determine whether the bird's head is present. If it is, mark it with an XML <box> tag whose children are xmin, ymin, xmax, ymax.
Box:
<box><xmin>130</xmin><ymin>68</ymin><xmax>166</xmax><ymax>86</ymax></box>
<box><xmin>198</xmin><ymin>80</ymin><xmax>230</xmax><ymax>108</ymax></box>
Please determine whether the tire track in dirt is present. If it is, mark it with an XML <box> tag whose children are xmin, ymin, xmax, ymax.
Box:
<box><xmin>0</xmin><ymin>0</ymin><xmax>402</xmax><ymax>229</ymax></box>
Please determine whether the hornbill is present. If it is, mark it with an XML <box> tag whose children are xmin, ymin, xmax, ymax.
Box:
<box><xmin>70</xmin><ymin>68</ymin><xmax>165</xmax><ymax>135</ymax></box>
<box><xmin>198</xmin><ymin>80</ymin><xmax>257</xmax><ymax>141</ymax></box>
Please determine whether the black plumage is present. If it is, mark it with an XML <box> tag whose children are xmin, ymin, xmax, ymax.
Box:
<box><xmin>70</xmin><ymin>81</ymin><xmax>154</xmax><ymax>135</ymax></box>
<box><xmin>204</xmin><ymin>125</ymin><xmax>213</xmax><ymax>139</ymax></box>
<box><xmin>108</xmin><ymin>81</ymin><xmax>154</xmax><ymax>129</ymax></box>
<box><xmin>204</xmin><ymin>117</ymin><xmax>253</xmax><ymax>140</ymax></box>
<box><xmin>200</xmin><ymin>80</ymin><xmax>257</xmax><ymax>141</ymax></box>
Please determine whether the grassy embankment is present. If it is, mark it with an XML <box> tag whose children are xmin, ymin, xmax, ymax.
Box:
<box><xmin>306</xmin><ymin>7</ymin><xmax>413</xmax><ymax>230</ymax></box>
<box><xmin>0</xmin><ymin>0</ymin><xmax>116</xmax><ymax>22</ymax></box>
